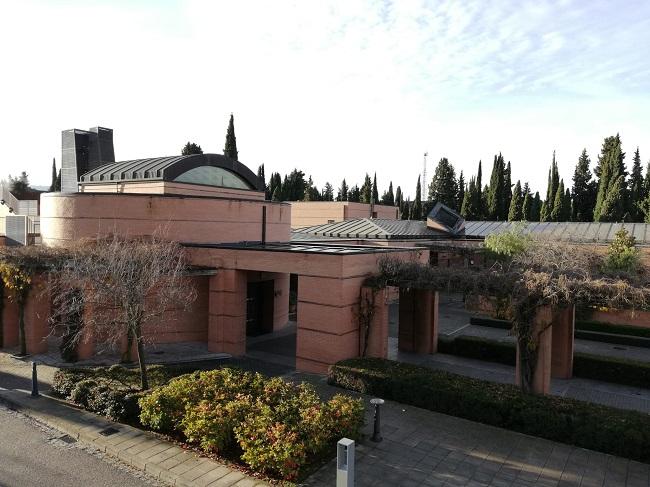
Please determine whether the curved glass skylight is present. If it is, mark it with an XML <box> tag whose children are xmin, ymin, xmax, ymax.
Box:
<box><xmin>173</xmin><ymin>165</ymin><xmax>252</xmax><ymax>189</ymax></box>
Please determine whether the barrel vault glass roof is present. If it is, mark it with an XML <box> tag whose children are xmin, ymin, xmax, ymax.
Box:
<box><xmin>464</xmin><ymin>221</ymin><xmax>650</xmax><ymax>245</ymax></box>
<box><xmin>78</xmin><ymin>153</ymin><xmax>264</xmax><ymax>191</ymax></box>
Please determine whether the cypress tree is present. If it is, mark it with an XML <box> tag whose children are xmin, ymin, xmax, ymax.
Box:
<box><xmin>507</xmin><ymin>180</ymin><xmax>523</xmax><ymax>221</ymax></box>
<box><xmin>598</xmin><ymin>175</ymin><xmax>625</xmax><ymax>222</ymax></box>
<box><xmin>337</xmin><ymin>179</ymin><xmax>348</xmax><ymax>201</ymax></box>
<box><xmin>322</xmin><ymin>182</ymin><xmax>334</xmax><ymax>201</ymax></box>
<box><xmin>460</xmin><ymin>177</ymin><xmax>473</xmax><ymax>219</ymax></box>
<box><xmin>571</xmin><ymin>149</ymin><xmax>596</xmax><ymax>222</ymax></box>
<box><xmin>643</xmin><ymin>161</ymin><xmax>650</xmax><ymax>200</ymax></box>
<box><xmin>487</xmin><ymin>154</ymin><xmax>506</xmax><ymax>220</ymax></box>
<box><xmin>360</xmin><ymin>174</ymin><xmax>372</xmax><ymax>203</ymax></box>
<box><xmin>395</xmin><ymin>186</ymin><xmax>402</xmax><ymax>208</ymax></box>
<box><xmin>428</xmin><ymin>158</ymin><xmax>458</xmax><ymax>208</ymax></box>
<box><xmin>541</xmin><ymin>152</ymin><xmax>560</xmax><ymax>222</ymax></box>
<box><xmin>530</xmin><ymin>192</ymin><xmax>542</xmax><ymax>221</ymax></box>
<box><xmin>401</xmin><ymin>199</ymin><xmax>410</xmax><ymax>220</ymax></box>
<box><xmin>382</xmin><ymin>182</ymin><xmax>395</xmax><ymax>205</ymax></box>
<box><xmin>257</xmin><ymin>164</ymin><xmax>267</xmax><ymax>198</ymax></box>
<box><xmin>55</xmin><ymin>169</ymin><xmax>61</xmax><ymax>191</ymax></box>
<box><xmin>476</xmin><ymin>161</ymin><xmax>483</xmax><ymax>218</ymax></box>
<box><xmin>594</xmin><ymin>135</ymin><xmax>626</xmax><ymax>222</ymax></box>
<box><xmin>550</xmin><ymin>180</ymin><xmax>566</xmax><ymax>221</ymax></box>
<box><xmin>348</xmin><ymin>185</ymin><xmax>361</xmax><ymax>202</ymax></box>
<box><xmin>49</xmin><ymin>158</ymin><xmax>57</xmax><ymax>192</ymax></box>
<box><xmin>272</xmin><ymin>186</ymin><xmax>281</xmax><ymax>201</ymax></box>
<box><xmin>560</xmin><ymin>188</ymin><xmax>571</xmax><ymax>222</ymax></box>
<box><xmin>372</xmin><ymin>173</ymin><xmax>379</xmax><ymax>204</ymax></box>
<box><xmin>504</xmin><ymin>161</ymin><xmax>512</xmax><ymax>215</ymax></box>
<box><xmin>628</xmin><ymin>147</ymin><xmax>644</xmax><ymax>221</ymax></box>
<box><xmin>457</xmin><ymin>171</ymin><xmax>465</xmax><ymax>213</ymax></box>
<box><xmin>224</xmin><ymin>114</ymin><xmax>239</xmax><ymax>161</ymax></box>
<box><xmin>522</xmin><ymin>183</ymin><xmax>532</xmax><ymax>221</ymax></box>
<box><xmin>412</xmin><ymin>176</ymin><xmax>422</xmax><ymax>220</ymax></box>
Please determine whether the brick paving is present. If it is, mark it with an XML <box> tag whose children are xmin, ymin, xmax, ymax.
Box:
<box><xmin>301</xmin><ymin>378</ymin><xmax>650</xmax><ymax>487</ymax></box>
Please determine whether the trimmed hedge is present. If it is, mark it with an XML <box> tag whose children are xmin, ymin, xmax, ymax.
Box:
<box><xmin>328</xmin><ymin>358</ymin><xmax>650</xmax><ymax>463</ymax></box>
<box><xmin>438</xmin><ymin>335</ymin><xmax>650</xmax><ymax>389</ymax></box>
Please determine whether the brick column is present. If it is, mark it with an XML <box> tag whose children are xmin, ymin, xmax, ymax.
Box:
<box><xmin>516</xmin><ymin>305</ymin><xmax>553</xmax><ymax>394</ymax></box>
<box><xmin>2</xmin><ymin>295</ymin><xmax>19</xmax><ymax>347</ymax></box>
<box><xmin>398</xmin><ymin>288</ymin><xmax>438</xmax><ymax>354</ymax></box>
<box><xmin>272</xmin><ymin>273</ymin><xmax>290</xmax><ymax>331</ymax></box>
<box><xmin>23</xmin><ymin>276</ymin><xmax>50</xmax><ymax>355</ymax></box>
<box><xmin>551</xmin><ymin>305</ymin><xmax>575</xmax><ymax>379</ymax></box>
<box><xmin>296</xmin><ymin>275</ymin><xmax>364</xmax><ymax>374</ymax></box>
<box><xmin>359</xmin><ymin>286</ymin><xmax>389</xmax><ymax>359</ymax></box>
<box><xmin>208</xmin><ymin>270</ymin><xmax>247</xmax><ymax>356</ymax></box>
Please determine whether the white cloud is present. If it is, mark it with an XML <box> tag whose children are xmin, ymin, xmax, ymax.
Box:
<box><xmin>0</xmin><ymin>0</ymin><xmax>648</xmax><ymax>198</ymax></box>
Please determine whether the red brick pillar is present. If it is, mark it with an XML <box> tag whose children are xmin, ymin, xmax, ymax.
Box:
<box><xmin>208</xmin><ymin>270</ymin><xmax>247</xmax><ymax>356</ymax></box>
<box><xmin>23</xmin><ymin>275</ymin><xmax>50</xmax><ymax>355</ymax></box>
<box><xmin>2</xmin><ymin>295</ymin><xmax>19</xmax><ymax>348</ymax></box>
<box><xmin>398</xmin><ymin>288</ymin><xmax>438</xmax><ymax>354</ymax></box>
<box><xmin>516</xmin><ymin>305</ymin><xmax>553</xmax><ymax>394</ymax></box>
<box><xmin>359</xmin><ymin>286</ymin><xmax>389</xmax><ymax>359</ymax></box>
<box><xmin>295</xmin><ymin>275</ymin><xmax>362</xmax><ymax>374</ymax></box>
<box><xmin>551</xmin><ymin>305</ymin><xmax>575</xmax><ymax>379</ymax></box>
<box><xmin>272</xmin><ymin>273</ymin><xmax>290</xmax><ymax>331</ymax></box>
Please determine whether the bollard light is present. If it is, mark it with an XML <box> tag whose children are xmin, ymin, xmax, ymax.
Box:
<box><xmin>370</xmin><ymin>398</ymin><xmax>384</xmax><ymax>442</ymax></box>
<box><xmin>31</xmin><ymin>361</ymin><xmax>39</xmax><ymax>398</ymax></box>
<box><xmin>336</xmin><ymin>438</ymin><xmax>355</xmax><ymax>487</ymax></box>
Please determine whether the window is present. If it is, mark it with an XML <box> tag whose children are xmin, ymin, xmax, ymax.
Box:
<box><xmin>173</xmin><ymin>166</ymin><xmax>252</xmax><ymax>189</ymax></box>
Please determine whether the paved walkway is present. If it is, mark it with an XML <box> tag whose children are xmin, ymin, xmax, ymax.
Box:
<box><xmin>300</xmin><ymin>375</ymin><xmax>650</xmax><ymax>487</ymax></box>
<box><xmin>0</xmin><ymin>353</ymin><xmax>269</xmax><ymax>487</ymax></box>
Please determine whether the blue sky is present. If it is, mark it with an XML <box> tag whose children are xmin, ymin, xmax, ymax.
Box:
<box><xmin>1</xmin><ymin>0</ymin><xmax>649</xmax><ymax>197</ymax></box>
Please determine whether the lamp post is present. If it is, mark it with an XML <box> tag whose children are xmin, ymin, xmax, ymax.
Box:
<box><xmin>370</xmin><ymin>398</ymin><xmax>384</xmax><ymax>442</ymax></box>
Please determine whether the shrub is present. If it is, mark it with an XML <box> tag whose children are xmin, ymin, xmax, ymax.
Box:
<box><xmin>140</xmin><ymin>368</ymin><xmax>364</xmax><ymax>481</ymax></box>
<box><xmin>69</xmin><ymin>379</ymin><xmax>99</xmax><ymax>408</ymax></box>
<box><xmin>51</xmin><ymin>369</ymin><xmax>87</xmax><ymax>397</ymax></box>
<box><xmin>328</xmin><ymin>357</ymin><xmax>650</xmax><ymax>463</ymax></box>
<box><xmin>603</xmin><ymin>228</ymin><xmax>640</xmax><ymax>275</ymax></box>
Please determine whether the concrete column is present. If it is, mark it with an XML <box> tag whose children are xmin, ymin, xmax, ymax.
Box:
<box><xmin>551</xmin><ymin>305</ymin><xmax>575</xmax><ymax>379</ymax></box>
<box><xmin>208</xmin><ymin>270</ymin><xmax>247</xmax><ymax>356</ymax></box>
<box><xmin>398</xmin><ymin>288</ymin><xmax>438</xmax><ymax>354</ymax></box>
<box><xmin>516</xmin><ymin>305</ymin><xmax>553</xmax><ymax>394</ymax></box>
<box><xmin>359</xmin><ymin>286</ymin><xmax>389</xmax><ymax>359</ymax></box>
<box><xmin>295</xmin><ymin>275</ymin><xmax>364</xmax><ymax>374</ymax></box>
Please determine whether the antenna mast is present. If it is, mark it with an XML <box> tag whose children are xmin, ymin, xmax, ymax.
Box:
<box><xmin>422</xmin><ymin>152</ymin><xmax>428</xmax><ymax>187</ymax></box>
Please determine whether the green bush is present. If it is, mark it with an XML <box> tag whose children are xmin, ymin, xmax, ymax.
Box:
<box><xmin>328</xmin><ymin>357</ymin><xmax>650</xmax><ymax>463</ymax></box>
<box><xmin>139</xmin><ymin>368</ymin><xmax>364</xmax><ymax>481</ymax></box>
<box><xmin>438</xmin><ymin>336</ymin><xmax>515</xmax><ymax>366</ymax></box>
<box><xmin>69</xmin><ymin>379</ymin><xmax>99</xmax><ymax>408</ymax></box>
<box><xmin>51</xmin><ymin>369</ymin><xmax>88</xmax><ymax>397</ymax></box>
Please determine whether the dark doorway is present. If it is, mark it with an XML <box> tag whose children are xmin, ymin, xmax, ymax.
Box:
<box><xmin>246</xmin><ymin>280</ymin><xmax>274</xmax><ymax>336</ymax></box>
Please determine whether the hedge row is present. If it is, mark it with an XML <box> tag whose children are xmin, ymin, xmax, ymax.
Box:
<box><xmin>472</xmin><ymin>314</ymin><xmax>650</xmax><ymax>340</ymax></box>
<box><xmin>328</xmin><ymin>357</ymin><xmax>650</xmax><ymax>463</ymax></box>
<box><xmin>438</xmin><ymin>335</ymin><xmax>650</xmax><ymax>389</ymax></box>
<box><xmin>139</xmin><ymin>368</ymin><xmax>364</xmax><ymax>481</ymax></box>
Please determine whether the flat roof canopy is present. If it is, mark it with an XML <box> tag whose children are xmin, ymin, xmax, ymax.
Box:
<box><xmin>183</xmin><ymin>241</ymin><xmax>413</xmax><ymax>255</ymax></box>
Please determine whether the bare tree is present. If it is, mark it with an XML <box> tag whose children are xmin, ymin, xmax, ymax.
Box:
<box><xmin>51</xmin><ymin>235</ymin><xmax>196</xmax><ymax>390</ymax></box>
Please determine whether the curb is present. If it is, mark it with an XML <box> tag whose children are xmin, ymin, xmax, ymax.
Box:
<box><xmin>0</xmin><ymin>390</ymin><xmax>269</xmax><ymax>487</ymax></box>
